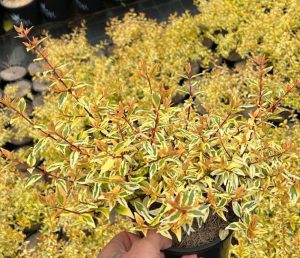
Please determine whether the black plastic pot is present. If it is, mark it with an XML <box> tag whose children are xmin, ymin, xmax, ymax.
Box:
<box><xmin>111</xmin><ymin>0</ymin><xmax>135</xmax><ymax>7</ymax></box>
<box><xmin>0</xmin><ymin>5</ymin><xmax>4</xmax><ymax>34</ymax></box>
<box><xmin>0</xmin><ymin>0</ymin><xmax>41</xmax><ymax>26</ymax></box>
<box><xmin>163</xmin><ymin>231</ymin><xmax>233</xmax><ymax>258</ymax></box>
<box><xmin>74</xmin><ymin>0</ymin><xmax>106</xmax><ymax>12</ymax></box>
<box><xmin>40</xmin><ymin>0</ymin><xmax>72</xmax><ymax>20</ymax></box>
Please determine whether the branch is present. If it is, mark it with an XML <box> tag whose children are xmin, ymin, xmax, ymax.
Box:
<box><xmin>22</xmin><ymin>32</ymin><xmax>96</xmax><ymax>120</ymax></box>
<box><xmin>0</xmin><ymin>99</ymin><xmax>90</xmax><ymax>157</ymax></box>
<box><xmin>185</xmin><ymin>63</ymin><xmax>194</xmax><ymax>130</ymax></box>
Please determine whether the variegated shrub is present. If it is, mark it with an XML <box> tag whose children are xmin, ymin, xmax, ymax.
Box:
<box><xmin>0</xmin><ymin>25</ymin><xmax>299</xmax><ymax>244</ymax></box>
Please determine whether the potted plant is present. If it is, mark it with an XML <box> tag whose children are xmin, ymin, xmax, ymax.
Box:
<box><xmin>0</xmin><ymin>0</ymin><xmax>41</xmax><ymax>26</ymax></box>
<box><xmin>40</xmin><ymin>0</ymin><xmax>72</xmax><ymax>21</ymax></box>
<box><xmin>1</xmin><ymin>24</ymin><xmax>299</xmax><ymax>258</ymax></box>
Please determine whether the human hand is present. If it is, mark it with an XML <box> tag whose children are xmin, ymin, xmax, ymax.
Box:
<box><xmin>98</xmin><ymin>230</ymin><xmax>197</xmax><ymax>258</ymax></box>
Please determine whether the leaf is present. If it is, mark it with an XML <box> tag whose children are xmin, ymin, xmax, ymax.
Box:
<box><xmin>217</xmin><ymin>198</ymin><xmax>227</xmax><ymax>208</ymax></box>
<box><xmin>168</xmin><ymin>211</ymin><xmax>181</xmax><ymax>223</ymax></box>
<box><xmin>189</xmin><ymin>205</ymin><xmax>209</xmax><ymax>222</ymax></box>
<box><xmin>93</xmin><ymin>183</ymin><xmax>102</xmax><ymax>199</ymax></box>
<box><xmin>219</xmin><ymin>229</ymin><xmax>229</xmax><ymax>240</ymax></box>
<box><xmin>188</xmin><ymin>189</ymin><xmax>196</xmax><ymax>206</ymax></box>
<box><xmin>150</xmin><ymin>212</ymin><xmax>164</xmax><ymax>227</ymax></box>
<box><xmin>149</xmin><ymin>162</ymin><xmax>158</xmax><ymax>179</ymax></box>
<box><xmin>156</xmin><ymin>132</ymin><xmax>166</xmax><ymax>147</ymax></box>
<box><xmin>27</xmin><ymin>168</ymin><xmax>34</xmax><ymax>174</ymax></box>
<box><xmin>264</xmin><ymin>66</ymin><xmax>273</xmax><ymax>73</ymax></box>
<box><xmin>32</xmin><ymin>138</ymin><xmax>48</xmax><ymax>155</ymax></box>
<box><xmin>58</xmin><ymin>92</ymin><xmax>68</xmax><ymax>109</ymax></box>
<box><xmin>143</xmin><ymin>142</ymin><xmax>157</xmax><ymax>158</ymax></box>
<box><xmin>70</xmin><ymin>151</ymin><xmax>80</xmax><ymax>169</ymax></box>
<box><xmin>133</xmin><ymin>200</ymin><xmax>152</xmax><ymax>223</ymax></box>
<box><xmin>96</xmin><ymin>207</ymin><xmax>109</xmax><ymax>219</ymax></box>
<box><xmin>232</xmin><ymin>201</ymin><xmax>242</xmax><ymax>217</ymax></box>
<box><xmin>125</xmin><ymin>182</ymin><xmax>140</xmax><ymax>191</ymax></box>
<box><xmin>62</xmin><ymin>125</ymin><xmax>70</xmax><ymax>138</ymax></box>
<box><xmin>152</xmin><ymin>92</ymin><xmax>161</xmax><ymax>107</ymax></box>
<box><xmin>47</xmin><ymin>162</ymin><xmax>63</xmax><ymax>172</ymax></box>
<box><xmin>81</xmin><ymin>214</ymin><xmax>96</xmax><ymax>228</ymax></box>
<box><xmin>56</xmin><ymin>179</ymin><xmax>67</xmax><ymax>205</ymax></box>
<box><xmin>249</xmin><ymin>165</ymin><xmax>257</xmax><ymax>178</ymax></box>
<box><xmin>247</xmin><ymin>78</ymin><xmax>257</xmax><ymax>86</ymax></box>
<box><xmin>25</xmin><ymin>174</ymin><xmax>42</xmax><ymax>188</ymax></box>
<box><xmin>17</xmin><ymin>98</ymin><xmax>26</xmax><ymax>112</ymax></box>
<box><xmin>242</xmin><ymin>201</ymin><xmax>257</xmax><ymax>213</ymax></box>
<box><xmin>226</xmin><ymin>222</ymin><xmax>247</xmax><ymax>231</ymax></box>
<box><xmin>26</xmin><ymin>153</ymin><xmax>36</xmax><ymax>167</ymax></box>
<box><xmin>113</xmin><ymin>138</ymin><xmax>131</xmax><ymax>155</ymax></box>
<box><xmin>288</xmin><ymin>185</ymin><xmax>299</xmax><ymax>204</ymax></box>
<box><xmin>115</xmin><ymin>205</ymin><xmax>134</xmax><ymax>219</ymax></box>
<box><xmin>119</xmin><ymin>160</ymin><xmax>128</xmax><ymax>177</ymax></box>
<box><xmin>172</xmin><ymin>226</ymin><xmax>182</xmax><ymax>242</ymax></box>
<box><xmin>158</xmin><ymin>227</ymin><xmax>172</xmax><ymax>239</ymax></box>
<box><xmin>101</xmin><ymin>158</ymin><xmax>115</xmax><ymax>173</ymax></box>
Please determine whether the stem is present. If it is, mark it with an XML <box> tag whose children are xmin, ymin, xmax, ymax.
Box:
<box><xmin>219</xmin><ymin>133</ymin><xmax>232</xmax><ymax>160</ymax></box>
<box><xmin>185</xmin><ymin>70</ymin><xmax>194</xmax><ymax>130</ymax></box>
<box><xmin>267</xmin><ymin>84</ymin><xmax>296</xmax><ymax>112</ymax></box>
<box><xmin>2</xmin><ymin>101</ymin><xmax>90</xmax><ymax>158</ymax></box>
<box><xmin>249</xmin><ymin>150</ymin><xmax>286</xmax><ymax>165</ymax></box>
<box><xmin>53</xmin><ymin>206</ymin><xmax>88</xmax><ymax>215</ymax></box>
<box><xmin>145</xmin><ymin>72</ymin><xmax>153</xmax><ymax>94</ymax></box>
<box><xmin>0</xmin><ymin>147</ymin><xmax>89</xmax><ymax>186</ymax></box>
<box><xmin>26</xmin><ymin>36</ymin><xmax>95</xmax><ymax>119</ymax></box>
<box><xmin>150</xmin><ymin>105</ymin><xmax>160</xmax><ymax>143</ymax></box>
<box><xmin>211</xmin><ymin>111</ymin><xmax>232</xmax><ymax>139</ymax></box>
<box><xmin>257</xmin><ymin>58</ymin><xmax>265</xmax><ymax>107</ymax></box>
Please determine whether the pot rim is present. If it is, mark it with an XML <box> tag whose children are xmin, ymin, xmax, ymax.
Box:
<box><xmin>163</xmin><ymin>230</ymin><xmax>232</xmax><ymax>255</ymax></box>
<box><xmin>0</xmin><ymin>0</ymin><xmax>35</xmax><ymax>9</ymax></box>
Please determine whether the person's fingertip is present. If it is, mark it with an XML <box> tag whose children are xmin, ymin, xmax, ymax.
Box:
<box><xmin>146</xmin><ymin>231</ymin><xmax>172</xmax><ymax>250</ymax></box>
<box><xmin>182</xmin><ymin>255</ymin><xmax>198</xmax><ymax>258</ymax></box>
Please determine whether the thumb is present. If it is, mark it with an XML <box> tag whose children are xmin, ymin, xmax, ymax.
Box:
<box><xmin>124</xmin><ymin>230</ymin><xmax>172</xmax><ymax>258</ymax></box>
<box><xmin>144</xmin><ymin>230</ymin><xmax>172</xmax><ymax>250</ymax></box>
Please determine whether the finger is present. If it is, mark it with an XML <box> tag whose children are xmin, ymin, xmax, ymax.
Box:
<box><xmin>145</xmin><ymin>230</ymin><xmax>172</xmax><ymax>250</ymax></box>
<box><xmin>182</xmin><ymin>255</ymin><xmax>198</xmax><ymax>258</ymax></box>
<box><xmin>113</xmin><ymin>232</ymin><xmax>140</xmax><ymax>251</ymax></box>
<box><xmin>98</xmin><ymin>231</ymin><xmax>140</xmax><ymax>258</ymax></box>
<box><xmin>124</xmin><ymin>231</ymin><xmax>172</xmax><ymax>258</ymax></box>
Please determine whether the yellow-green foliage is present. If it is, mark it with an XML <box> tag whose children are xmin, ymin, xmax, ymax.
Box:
<box><xmin>40</xmin><ymin>12</ymin><xmax>211</xmax><ymax>107</ymax></box>
<box><xmin>1</xmin><ymin>1</ymin><xmax>300</xmax><ymax>257</ymax></box>
<box><xmin>196</xmin><ymin>0</ymin><xmax>300</xmax><ymax>78</ymax></box>
<box><xmin>24</xmin><ymin>215</ymin><xmax>129</xmax><ymax>258</ymax></box>
<box><xmin>0</xmin><ymin>158</ymin><xmax>45</xmax><ymax>230</ymax></box>
<box><xmin>0</xmin><ymin>156</ymin><xmax>128</xmax><ymax>257</ymax></box>
<box><xmin>0</xmin><ymin>157</ymin><xmax>42</xmax><ymax>257</ymax></box>
<box><xmin>231</xmin><ymin>123</ymin><xmax>300</xmax><ymax>257</ymax></box>
<box><xmin>196</xmin><ymin>0</ymin><xmax>300</xmax><ymax>109</ymax></box>
<box><xmin>39</xmin><ymin>1</ymin><xmax>300</xmax><ymax>112</ymax></box>
<box><xmin>105</xmin><ymin>12</ymin><xmax>211</xmax><ymax>95</ymax></box>
<box><xmin>0</xmin><ymin>220</ymin><xmax>25</xmax><ymax>257</ymax></box>
<box><xmin>195</xmin><ymin>60</ymin><xmax>293</xmax><ymax>116</ymax></box>
<box><xmin>2</xmin><ymin>23</ymin><xmax>299</xmax><ymax>247</ymax></box>
<box><xmin>0</xmin><ymin>109</ymin><xmax>11</xmax><ymax>146</ymax></box>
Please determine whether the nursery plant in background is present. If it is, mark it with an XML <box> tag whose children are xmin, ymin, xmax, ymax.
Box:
<box><xmin>0</xmin><ymin>24</ymin><xmax>299</xmax><ymax>257</ymax></box>
<box><xmin>195</xmin><ymin>0</ymin><xmax>300</xmax><ymax>111</ymax></box>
